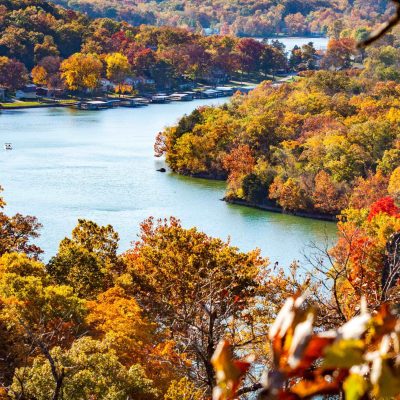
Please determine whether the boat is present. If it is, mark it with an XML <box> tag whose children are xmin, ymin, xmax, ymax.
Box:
<box><xmin>76</xmin><ymin>101</ymin><xmax>111</xmax><ymax>110</ymax></box>
<box><xmin>151</xmin><ymin>94</ymin><xmax>171</xmax><ymax>104</ymax></box>
<box><xmin>4</xmin><ymin>143</ymin><xmax>12</xmax><ymax>150</ymax></box>
<box><xmin>120</xmin><ymin>99</ymin><xmax>141</xmax><ymax>108</ymax></box>
<box><xmin>131</xmin><ymin>97</ymin><xmax>150</xmax><ymax>106</ymax></box>
<box><xmin>215</xmin><ymin>87</ymin><xmax>235</xmax><ymax>97</ymax></box>
<box><xmin>169</xmin><ymin>93</ymin><xmax>194</xmax><ymax>102</ymax></box>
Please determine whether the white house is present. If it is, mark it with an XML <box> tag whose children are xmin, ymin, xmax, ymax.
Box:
<box><xmin>128</xmin><ymin>77</ymin><xmax>155</xmax><ymax>86</ymax></box>
<box><xmin>15</xmin><ymin>84</ymin><xmax>37</xmax><ymax>100</ymax></box>
<box><xmin>100</xmin><ymin>79</ymin><xmax>115</xmax><ymax>92</ymax></box>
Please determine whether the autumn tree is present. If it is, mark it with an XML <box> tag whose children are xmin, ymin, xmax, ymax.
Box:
<box><xmin>322</xmin><ymin>38</ymin><xmax>357</xmax><ymax>70</ymax></box>
<box><xmin>284</xmin><ymin>13</ymin><xmax>307</xmax><ymax>35</ymax></box>
<box><xmin>0</xmin><ymin>252</ymin><xmax>86</xmax><ymax>396</ymax></box>
<box><xmin>388</xmin><ymin>166</ymin><xmax>400</xmax><ymax>201</ymax></box>
<box><xmin>0</xmin><ymin>187</ymin><xmax>42</xmax><ymax>258</ymax></box>
<box><xmin>86</xmin><ymin>286</ymin><xmax>182</xmax><ymax>392</ymax></box>
<box><xmin>33</xmin><ymin>56</ymin><xmax>63</xmax><ymax>90</ymax></box>
<box><xmin>350</xmin><ymin>171</ymin><xmax>389</xmax><ymax>209</ymax></box>
<box><xmin>31</xmin><ymin>65</ymin><xmax>48</xmax><ymax>86</ymax></box>
<box><xmin>235</xmin><ymin>38</ymin><xmax>264</xmax><ymax>75</ymax></box>
<box><xmin>105</xmin><ymin>52</ymin><xmax>131</xmax><ymax>94</ymax></box>
<box><xmin>269</xmin><ymin>177</ymin><xmax>309</xmax><ymax>212</ymax></box>
<box><xmin>164</xmin><ymin>377</ymin><xmax>204</xmax><ymax>400</ymax></box>
<box><xmin>60</xmin><ymin>53</ymin><xmax>103</xmax><ymax>93</ymax></box>
<box><xmin>34</xmin><ymin>36</ymin><xmax>59</xmax><ymax>63</ymax></box>
<box><xmin>313</xmin><ymin>170</ymin><xmax>346</xmax><ymax>214</ymax></box>
<box><xmin>10</xmin><ymin>338</ymin><xmax>157</xmax><ymax>400</ymax></box>
<box><xmin>312</xmin><ymin>199</ymin><xmax>400</xmax><ymax>320</ymax></box>
<box><xmin>0</xmin><ymin>57</ymin><xmax>29</xmax><ymax>90</ymax></box>
<box><xmin>222</xmin><ymin>145</ymin><xmax>255</xmax><ymax>197</ymax></box>
<box><xmin>124</xmin><ymin>217</ymin><xmax>268</xmax><ymax>395</ymax></box>
<box><xmin>47</xmin><ymin>219</ymin><xmax>123</xmax><ymax>298</ymax></box>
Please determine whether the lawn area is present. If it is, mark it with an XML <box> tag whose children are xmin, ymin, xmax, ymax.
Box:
<box><xmin>1</xmin><ymin>99</ymin><xmax>77</xmax><ymax>108</ymax></box>
<box><xmin>1</xmin><ymin>101</ymin><xmax>43</xmax><ymax>108</ymax></box>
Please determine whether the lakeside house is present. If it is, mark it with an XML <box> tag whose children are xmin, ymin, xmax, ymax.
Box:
<box><xmin>101</xmin><ymin>79</ymin><xmax>115</xmax><ymax>92</ymax></box>
<box><xmin>15</xmin><ymin>84</ymin><xmax>37</xmax><ymax>100</ymax></box>
<box><xmin>128</xmin><ymin>77</ymin><xmax>155</xmax><ymax>86</ymax></box>
<box><xmin>0</xmin><ymin>87</ymin><xmax>5</xmax><ymax>101</ymax></box>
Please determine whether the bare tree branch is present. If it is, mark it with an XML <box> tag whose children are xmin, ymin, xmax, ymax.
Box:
<box><xmin>358</xmin><ymin>0</ymin><xmax>400</xmax><ymax>48</ymax></box>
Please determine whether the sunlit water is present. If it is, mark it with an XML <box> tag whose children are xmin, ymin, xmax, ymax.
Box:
<box><xmin>0</xmin><ymin>99</ymin><xmax>336</xmax><ymax>264</ymax></box>
<box><xmin>261</xmin><ymin>36</ymin><xmax>329</xmax><ymax>51</ymax></box>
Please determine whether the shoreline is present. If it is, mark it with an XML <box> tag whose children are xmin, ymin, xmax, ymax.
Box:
<box><xmin>224</xmin><ymin>198</ymin><xmax>337</xmax><ymax>222</ymax></box>
<box><xmin>172</xmin><ymin>171</ymin><xmax>337</xmax><ymax>222</ymax></box>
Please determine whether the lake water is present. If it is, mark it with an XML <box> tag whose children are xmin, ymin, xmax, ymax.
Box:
<box><xmin>0</xmin><ymin>99</ymin><xmax>336</xmax><ymax>265</ymax></box>
<box><xmin>261</xmin><ymin>36</ymin><xmax>329</xmax><ymax>51</ymax></box>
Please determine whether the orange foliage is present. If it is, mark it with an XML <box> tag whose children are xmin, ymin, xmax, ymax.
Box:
<box><xmin>350</xmin><ymin>172</ymin><xmax>389</xmax><ymax>209</ymax></box>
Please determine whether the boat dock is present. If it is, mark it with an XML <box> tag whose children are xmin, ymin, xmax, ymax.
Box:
<box><xmin>73</xmin><ymin>86</ymin><xmax>251</xmax><ymax>111</ymax></box>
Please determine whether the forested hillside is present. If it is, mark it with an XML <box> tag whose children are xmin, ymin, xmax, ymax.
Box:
<box><xmin>49</xmin><ymin>0</ymin><xmax>392</xmax><ymax>37</ymax></box>
<box><xmin>0</xmin><ymin>0</ymin><xmax>290</xmax><ymax>93</ymax></box>
<box><xmin>157</xmin><ymin>67</ymin><xmax>400</xmax><ymax>217</ymax></box>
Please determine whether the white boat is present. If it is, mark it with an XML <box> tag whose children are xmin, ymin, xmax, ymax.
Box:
<box><xmin>4</xmin><ymin>143</ymin><xmax>12</xmax><ymax>150</ymax></box>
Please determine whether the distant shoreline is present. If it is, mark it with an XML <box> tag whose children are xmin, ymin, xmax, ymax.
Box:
<box><xmin>253</xmin><ymin>34</ymin><xmax>326</xmax><ymax>39</ymax></box>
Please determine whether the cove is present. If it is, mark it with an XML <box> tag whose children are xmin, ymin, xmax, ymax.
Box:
<box><xmin>0</xmin><ymin>99</ymin><xmax>337</xmax><ymax>265</ymax></box>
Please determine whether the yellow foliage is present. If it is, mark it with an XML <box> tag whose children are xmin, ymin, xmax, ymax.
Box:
<box><xmin>61</xmin><ymin>53</ymin><xmax>103</xmax><ymax>91</ymax></box>
<box><xmin>388</xmin><ymin>166</ymin><xmax>400</xmax><ymax>200</ymax></box>
<box><xmin>164</xmin><ymin>377</ymin><xmax>204</xmax><ymax>400</ymax></box>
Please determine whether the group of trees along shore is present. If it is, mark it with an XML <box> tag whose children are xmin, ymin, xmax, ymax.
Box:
<box><xmin>50</xmin><ymin>0</ymin><xmax>391</xmax><ymax>38</ymax></box>
<box><xmin>1</xmin><ymin>0</ymin><xmax>397</xmax><ymax>96</ymax></box>
<box><xmin>0</xmin><ymin>0</ymin><xmax>294</xmax><ymax>94</ymax></box>
<box><xmin>157</xmin><ymin>67</ymin><xmax>400</xmax><ymax>217</ymax></box>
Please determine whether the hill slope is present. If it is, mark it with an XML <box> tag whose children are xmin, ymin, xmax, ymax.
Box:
<box><xmin>50</xmin><ymin>0</ymin><xmax>392</xmax><ymax>36</ymax></box>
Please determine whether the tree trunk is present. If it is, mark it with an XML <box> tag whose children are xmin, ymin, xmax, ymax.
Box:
<box><xmin>52</xmin><ymin>372</ymin><xmax>65</xmax><ymax>400</ymax></box>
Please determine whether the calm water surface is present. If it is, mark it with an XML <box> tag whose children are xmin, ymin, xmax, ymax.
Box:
<box><xmin>263</xmin><ymin>36</ymin><xmax>329</xmax><ymax>51</ymax></box>
<box><xmin>0</xmin><ymin>99</ymin><xmax>336</xmax><ymax>264</ymax></box>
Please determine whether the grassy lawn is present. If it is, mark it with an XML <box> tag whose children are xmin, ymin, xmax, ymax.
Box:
<box><xmin>1</xmin><ymin>101</ymin><xmax>43</xmax><ymax>108</ymax></box>
<box><xmin>1</xmin><ymin>99</ymin><xmax>77</xmax><ymax>108</ymax></box>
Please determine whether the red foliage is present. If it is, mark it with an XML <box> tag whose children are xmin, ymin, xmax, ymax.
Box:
<box><xmin>367</xmin><ymin>196</ymin><xmax>400</xmax><ymax>221</ymax></box>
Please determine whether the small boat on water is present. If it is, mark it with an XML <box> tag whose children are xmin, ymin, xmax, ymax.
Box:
<box><xmin>4</xmin><ymin>143</ymin><xmax>12</xmax><ymax>150</ymax></box>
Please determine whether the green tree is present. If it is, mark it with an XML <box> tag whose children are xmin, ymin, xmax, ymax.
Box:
<box><xmin>10</xmin><ymin>338</ymin><xmax>157</xmax><ymax>400</ymax></box>
<box><xmin>47</xmin><ymin>219</ymin><xmax>122</xmax><ymax>298</ymax></box>
<box><xmin>0</xmin><ymin>252</ymin><xmax>86</xmax><ymax>393</ymax></box>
